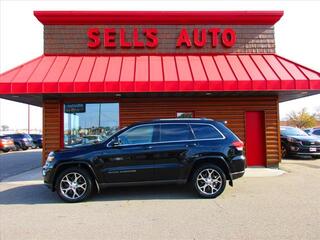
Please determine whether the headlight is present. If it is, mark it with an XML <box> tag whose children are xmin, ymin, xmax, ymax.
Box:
<box><xmin>287</xmin><ymin>137</ymin><xmax>302</xmax><ymax>144</ymax></box>
<box><xmin>46</xmin><ymin>152</ymin><xmax>55</xmax><ymax>163</ymax></box>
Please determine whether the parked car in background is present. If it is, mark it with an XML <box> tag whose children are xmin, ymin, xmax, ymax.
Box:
<box><xmin>64</xmin><ymin>135</ymin><xmax>82</xmax><ymax>146</ymax></box>
<box><xmin>43</xmin><ymin>118</ymin><xmax>246</xmax><ymax>202</ymax></box>
<box><xmin>29</xmin><ymin>134</ymin><xmax>43</xmax><ymax>148</ymax></box>
<box><xmin>0</xmin><ymin>136</ymin><xmax>15</xmax><ymax>153</ymax></box>
<box><xmin>82</xmin><ymin>135</ymin><xmax>104</xmax><ymax>144</ymax></box>
<box><xmin>5</xmin><ymin>133</ymin><xmax>34</xmax><ymax>150</ymax></box>
<box><xmin>280</xmin><ymin>126</ymin><xmax>320</xmax><ymax>159</ymax></box>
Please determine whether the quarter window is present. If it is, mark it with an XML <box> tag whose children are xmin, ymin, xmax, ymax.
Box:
<box><xmin>191</xmin><ymin>124</ymin><xmax>223</xmax><ymax>139</ymax></box>
<box><xmin>160</xmin><ymin>124</ymin><xmax>194</xmax><ymax>142</ymax></box>
<box><xmin>118</xmin><ymin>125</ymin><xmax>155</xmax><ymax>145</ymax></box>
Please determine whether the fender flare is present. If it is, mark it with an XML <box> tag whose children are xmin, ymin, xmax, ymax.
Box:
<box><xmin>52</xmin><ymin>161</ymin><xmax>101</xmax><ymax>192</ymax></box>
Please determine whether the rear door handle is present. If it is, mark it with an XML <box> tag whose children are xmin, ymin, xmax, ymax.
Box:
<box><xmin>146</xmin><ymin>145</ymin><xmax>153</xmax><ymax>149</ymax></box>
<box><xmin>186</xmin><ymin>143</ymin><xmax>197</xmax><ymax>147</ymax></box>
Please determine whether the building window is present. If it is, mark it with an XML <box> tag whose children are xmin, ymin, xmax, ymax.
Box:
<box><xmin>177</xmin><ymin>112</ymin><xmax>194</xmax><ymax>118</ymax></box>
<box><xmin>64</xmin><ymin>103</ymin><xmax>119</xmax><ymax>147</ymax></box>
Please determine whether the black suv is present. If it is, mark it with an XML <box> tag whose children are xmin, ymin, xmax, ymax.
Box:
<box><xmin>43</xmin><ymin>119</ymin><xmax>246</xmax><ymax>202</ymax></box>
<box><xmin>281</xmin><ymin>126</ymin><xmax>320</xmax><ymax>159</ymax></box>
<box><xmin>29</xmin><ymin>134</ymin><xmax>43</xmax><ymax>148</ymax></box>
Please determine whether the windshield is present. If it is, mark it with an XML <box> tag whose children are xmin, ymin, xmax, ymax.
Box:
<box><xmin>281</xmin><ymin>128</ymin><xmax>308</xmax><ymax>136</ymax></box>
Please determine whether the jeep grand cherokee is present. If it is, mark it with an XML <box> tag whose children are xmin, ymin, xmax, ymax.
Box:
<box><xmin>43</xmin><ymin>118</ymin><xmax>246</xmax><ymax>202</ymax></box>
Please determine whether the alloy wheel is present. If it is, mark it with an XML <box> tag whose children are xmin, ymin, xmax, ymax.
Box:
<box><xmin>196</xmin><ymin>168</ymin><xmax>222</xmax><ymax>196</ymax></box>
<box><xmin>60</xmin><ymin>172</ymin><xmax>87</xmax><ymax>200</ymax></box>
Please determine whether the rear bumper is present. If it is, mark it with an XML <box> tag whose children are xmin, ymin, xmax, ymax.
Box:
<box><xmin>230</xmin><ymin>155</ymin><xmax>246</xmax><ymax>180</ymax></box>
<box><xmin>231</xmin><ymin>170</ymin><xmax>245</xmax><ymax>180</ymax></box>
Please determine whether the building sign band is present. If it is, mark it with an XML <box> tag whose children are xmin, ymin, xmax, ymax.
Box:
<box><xmin>64</xmin><ymin>103</ymin><xmax>86</xmax><ymax>114</ymax></box>
<box><xmin>87</xmin><ymin>27</ymin><xmax>236</xmax><ymax>49</ymax></box>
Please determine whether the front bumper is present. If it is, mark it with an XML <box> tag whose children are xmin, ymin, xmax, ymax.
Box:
<box><xmin>42</xmin><ymin>162</ymin><xmax>55</xmax><ymax>190</ymax></box>
<box><xmin>287</xmin><ymin>143</ymin><xmax>320</xmax><ymax>156</ymax></box>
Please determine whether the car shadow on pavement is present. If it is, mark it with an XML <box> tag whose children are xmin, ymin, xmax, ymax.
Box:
<box><xmin>0</xmin><ymin>183</ymin><xmax>198</xmax><ymax>205</ymax></box>
<box><xmin>282</xmin><ymin>156</ymin><xmax>319</xmax><ymax>161</ymax></box>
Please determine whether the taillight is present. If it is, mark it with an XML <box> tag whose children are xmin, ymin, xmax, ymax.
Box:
<box><xmin>232</xmin><ymin>141</ymin><xmax>244</xmax><ymax>151</ymax></box>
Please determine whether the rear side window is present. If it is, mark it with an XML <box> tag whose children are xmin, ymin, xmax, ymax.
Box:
<box><xmin>160</xmin><ymin>124</ymin><xmax>194</xmax><ymax>142</ymax></box>
<box><xmin>191</xmin><ymin>124</ymin><xmax>224</xmax><ymax>139</ymax></box>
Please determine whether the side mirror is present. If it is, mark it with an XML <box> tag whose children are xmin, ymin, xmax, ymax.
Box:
<box><xmin>111</xmin><ymin>137</ymin><xmax>121</xmax><ymax>147</ymax></box>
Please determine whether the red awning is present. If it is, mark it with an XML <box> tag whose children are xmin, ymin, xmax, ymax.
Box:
<box><xmin>0</xmin><ymin>54</ymin><xmax>319</xmax><ymax>94</ymax></box>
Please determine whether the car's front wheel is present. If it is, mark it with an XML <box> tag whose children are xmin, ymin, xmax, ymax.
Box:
<box><xmin>192</xmin><ymin>164</ymin><xmax>226</xmax><ymax>198</ymax></box>
<box><xmin>311</xmin><ymin>156</ymin><xmax>320</xmax><ymax>159</ymax></box>
<box><xmin>281</xmin><ymin>145</ymin><xmax>288</xmax><ymax>158</ymax></box>
<box><xmin>56</xmin><ymin>168</ymin><xmax>93</xmax><ymax>203</ymax></box>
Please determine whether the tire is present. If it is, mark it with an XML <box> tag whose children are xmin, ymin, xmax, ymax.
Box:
<box><xmin>311</xmin><ymin>156</ymin><xmax>320</xmax><ymax>159</ymax></box>
<box><xmin>281</xmin><ymin>145</ymin><xmax>288</xmax><ymax>159</ymax></box>
<box><xmin>191</xmin><ymin>164</ymin><xmax>226</xmax><ymax>199</ymax></box>
<box><xmin>14</xmin><ymin>144</ymin><xmax>21</xmax><ymax>151</ymax></box>
<box><xmin>2</xmin><ymin>149</ymin><xmax>9</xmax><ymax>153</ymax></box>
<box><xmin>56</xmin><ymin>167</ymin><xmax>93</xmax><ymax>203</ymax></box>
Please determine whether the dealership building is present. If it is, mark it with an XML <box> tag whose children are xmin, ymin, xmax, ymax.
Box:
<box><xmin>0</xmin><ymin>11</ymin><xmax>319</xmax><ymax>166</ymax></box>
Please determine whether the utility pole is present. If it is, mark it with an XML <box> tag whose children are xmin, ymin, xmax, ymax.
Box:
<box><xmin>28</xmin><ymin>104</ymin><xmax>30</xmax><ymax>134</ymax></box>
<box><xmin>98</xmin><ymin>103</ymin><xmax>101</xmax><ymax>128</ymax></box>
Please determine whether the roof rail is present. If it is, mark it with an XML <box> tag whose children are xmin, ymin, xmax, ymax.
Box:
<box><xmin>154</xmin><ymin>118</ymin><xmax>213</xmax><ymax>121</ymax></box>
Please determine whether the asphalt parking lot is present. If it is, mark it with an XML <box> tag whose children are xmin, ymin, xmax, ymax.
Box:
<box><xmin>0</xmin><ymin>155</ymin><xmax>319</xmax><ymax>240</ymax></box>
<box><xmin>0</xmin><ymin>149</ymin><xmax>42</xmax><ymax>181</ymax></box>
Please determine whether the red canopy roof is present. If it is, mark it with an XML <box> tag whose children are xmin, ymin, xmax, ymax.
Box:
<box><xmin>1</xmin><ymin>54</ymin><xmax>319</xmax><ymax>95</ymax></box>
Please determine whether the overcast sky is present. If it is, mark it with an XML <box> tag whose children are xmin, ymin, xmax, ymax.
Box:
<box><xmin>0</xmin><ymin>0</ymin><xmax>319</xmax><ymax>130</ymax></box>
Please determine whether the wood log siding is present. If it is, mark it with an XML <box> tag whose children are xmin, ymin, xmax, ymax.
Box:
<box><xmin>44</xmin><ymin>25</ymin><xmax>275</xmax><ymax>54</ymax></box>
<box><xmin>42</xmin><ymin>96</ymin><xmax>280</xmax><ymax>167</ymax></box>
<box><xmin>42</xmin><ymin>99</ymin><xmax>62</xmax><ymax>165</ymax></box>
<box><xmin>119</xmin><ymin>96</ymin><xmax>280</xmax><ymax>167</ymax></box>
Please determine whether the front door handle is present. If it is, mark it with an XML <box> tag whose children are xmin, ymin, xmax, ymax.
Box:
<box><xmin>146</xmin><ymin>145</ymin><xmax>153</xmax><ymax>149</ymax></box>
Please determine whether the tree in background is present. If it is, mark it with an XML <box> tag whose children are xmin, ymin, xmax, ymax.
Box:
<box><xmin>286</xmin><ymin>108</ymin><xmax>317</xmax><ymax>128</ymax></box>
<box><xmin>1</xmin><ymin>125</ymin><xmax>9</xmax><ymax>131</ymax></box>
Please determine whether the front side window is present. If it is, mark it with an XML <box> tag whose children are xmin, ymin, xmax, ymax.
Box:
<box><xmin>118</xmin><ymin>125</ymin><xmax>156</xmax><ymax>145</ymax></box>
<box><xmin>191</xmin><ymin>124</ymin><xmax>223</xmax><ymax>139</ymax></box>
<box><xmin>64</xmin><ymin>103</ymin><xmax>119</xmax><ymax>147</ymax></box>
<box><xmin>160</xmin><ymin>124</ymin><xmax>194</xmax><ymax>142</ymax></box>
<box><xmin>313</xmin><ymin>129</ymin><xmax>320</xmax><ymax>135</ymax></box>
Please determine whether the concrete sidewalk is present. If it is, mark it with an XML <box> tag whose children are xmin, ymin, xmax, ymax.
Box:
<box><xmin>0</xmin><ymin>166</ymin><xmax>285</xmax><ymax>184</ymax></box>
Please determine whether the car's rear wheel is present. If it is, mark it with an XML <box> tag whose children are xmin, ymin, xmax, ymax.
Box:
<box><xmin>192</xmin><ymin>164</ymin><xmax>226</xmax><ymax>198</ymax></box>
<box><xmin>56</xmin><ymin>168</ymin><xmax>93</xmax><ymax>203</ymax></box>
